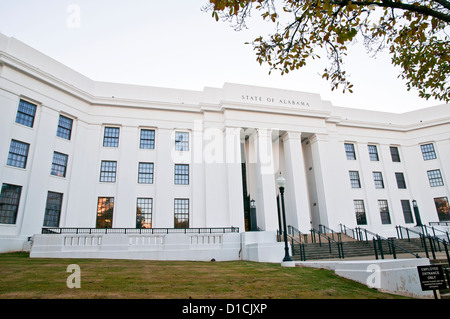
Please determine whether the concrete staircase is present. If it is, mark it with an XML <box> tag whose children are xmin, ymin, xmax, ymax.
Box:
<box><xmin>289</xmin><ymin>232</ymin><xmax>450</xmax><ymax>298</ymax></box>
<box><xmin>290</xmin><ymin>234</ymin><xmax>438</xmax><ymax>261</ymax></box>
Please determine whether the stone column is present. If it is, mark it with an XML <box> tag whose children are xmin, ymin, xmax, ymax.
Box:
<box><xmin>282</xmin><ymin>131</ymin><xmax>311</xmax><ymax>233</ymax></box>
<box><xmin>251</xmin><ymin>128</ymin><xmax>278</xmax><ymax>231</ymax></box>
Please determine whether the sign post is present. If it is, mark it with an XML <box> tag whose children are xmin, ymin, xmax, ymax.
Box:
<box><xmin>417</xmin><ymin>265</ymin><xmax>448</xmax><ymax>299</ymax></box>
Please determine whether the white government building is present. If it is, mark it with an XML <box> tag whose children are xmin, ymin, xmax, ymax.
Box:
<box><xmin>1</xmin><ymin>33</ymin><xmax>449</xmax><ymax>261</ymax></box>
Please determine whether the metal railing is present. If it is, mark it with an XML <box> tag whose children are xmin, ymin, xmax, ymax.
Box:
<box><xmin>340</xmin><ymin>224</ymin><xmax>421</xmax><ymax>260</ymax></box>
<box><xmin>315</xmin><ymin>225</ymin><xmax>344</xmax><ymax>258</ymax></box>
<box><xmin>42</xmin><ymin>227</ymin><xmax>240</xmax><ymax>234</ymax></box>
<box><xmin>396</xmin><ymin>225</ymin><xmax>450</xmax><ymax>265</ymax></box>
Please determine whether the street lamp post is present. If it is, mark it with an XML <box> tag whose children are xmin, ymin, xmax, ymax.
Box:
<box><xmin>250</xmin><ymin>199</ymin><xmax>257</xmax><ymax>231</ymax></box>
<box><xmin>276</xmin><ymin>172</ymin><xmax>292</xmax><ymax>262</ymax></box>
<box><xmin>412</xmin><ymin>200</ymin><xmax>423</xmax><ymax>227</ymax></box>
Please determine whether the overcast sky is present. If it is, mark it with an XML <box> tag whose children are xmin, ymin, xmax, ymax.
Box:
<box><xmin>0</xmin><ymin>0</ymin><xmax>445</xmax><ymax>113</ymax></box>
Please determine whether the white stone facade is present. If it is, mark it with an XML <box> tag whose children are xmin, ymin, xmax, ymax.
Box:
<box><xmin>0</xmin><ymin>33</ymin><xmax>449</xmax><ymax>256</ymax></box>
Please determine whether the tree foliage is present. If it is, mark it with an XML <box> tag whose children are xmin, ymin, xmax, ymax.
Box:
<box><xmin>204</xmin><ymin>0</ymin><xmax>450</xmax><ymax>102</ymax></box>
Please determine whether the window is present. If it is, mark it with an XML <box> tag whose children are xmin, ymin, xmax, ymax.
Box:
<box><xmin>96</xmin><ymin>197</ymin><xmax>114</xmax><ymax>228</ymax></box>
<box><xmin>140</xmin><ymin>129</ymin><xmax>155</xmax><ymax>149</ymax></box>
<box><xmin>51</xmin><ymin>152</ymin><xmax>68</xmax><ymax>177</ymax></box>
<box><xmin>401</xmin><ymin>200</ymin><xmax>414</xmax><ymax>224</ymax></box>
<box><xmin>354</xmin><ymin>200</ymin><xmax>367</xmax><ymax>225</ymax></box>
<box><xmin>43</xmin><ymin>192</ymin><xmax>63</xmax><ymax>227</ymax></box>
<box><xmin>373</xmin><ymin>171</ymin><xmax>384</xmax><ymax>189</ymax></box>
<box><xmin>349</xmin><ymin>171</ymin><xmax>361</xmax><ymax>188</ymax></box>
<box><xmin>345</xmin><ymin>143</ymin><xmax>356</xmax><ymax>160</ymax></box>
<box><xmin>136</xmin><ymin>198</ymin><xmax>153</xmax><ymax>229</ymax></box>
<box><xmin>0</xmin><ymin>184</ymin><xmax>22</xmax><ymax>224</ymax></box>
<box><xmin>390</xmin><ymin>146</ymin><xmax>401</xmax><ymax>162</ymax></box>
<box><xmin>174</xmin><ymin>164</ymin><xmax>189</xmax><ymax>185</ymax></box>
<box><xmin>15</xmin><ymin>99</ymin><xmax>37</xmax><ymax>127</ymax></box>
<box><xmin>100</xmin><ymin>161</ymin><xmax>117</xmax><ymax>183</ymax></box>
<box><xmin>427</xmin><ymin>169</ymin><xmax>444</xmax><ymax>187</ymax></box>
<box><xmin>7</xmin><ymin>140</ymin><xmax>30</xmax><ymax>169</ymax></box>
<box><xmin>421</xmin><ymin>143</ymin><xmax>436</xmax><ymax>160</ymax></box>
<box><xmin>174</xmin><ymin>198</ymin><xmax>189</xmax><ymax>228</ymax></box>
<box><xmin>175</xmin><ymin>131</ymin><xmax>189</xmax><ymax>151</ymax></box>
<box><xmin>138</xmin><ymin>162</ymin><xmax>154</xmax><ymax>184</ymax></box>
<box><xmin>368</xmin><ymin>145</ymin><xmax>379</xmax><ymax>161</ymax></box>
<box><xmin>434</xmin><ymin>197</ymin><xmax>450</xmax><ymax>222</ymax></box>
<box><xmin>103</xmin><ymin>127</ymin><xmax>120</xmax><ymax>147</ymax></box>
<box><xmin>395</xmin><ymin>172</ymin><xmax>407</xmax><ymax>189</ymax></box>
<box><xmin>56</xmin><ymin>115</ymin><xmax>73</xmax><ymax>140</ymax></box>
<box><xmin>378</xmin><ymin>200</ymin><xmax>391</xmax><ymax>224</ymax></box>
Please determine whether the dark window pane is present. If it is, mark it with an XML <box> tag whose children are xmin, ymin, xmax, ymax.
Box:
<box><xmin>51</xmin><ymin>152</ymin><xmax>68</xmax><ymax>177</ymax></box>
<box><xmin>56</xmin><ymin>115</ymin><xmax>73</xmax><ymax>140</ymax></box>
<box><xmin>7</xmin><ymin>140</ymin><xmax>29</xmax><ymax>169</ymax></box>
<box><xmin>175</xmin><ymin>132</ymin><xmax>189</xmax><ymax>151</ymax></box>
<box><xmin>434</xmin><ymin>197</ymin><xmax>450</xmax><ymax>222</ymax></box>
<box><xmin>138</xmin><ymin>162</ymin><xmax>154</xmax><ymax>184</ymax></box>
<box><xmin>100</xmin><ymin>161</ymin><xmax>117</xmax><ymax>182</ymax></box>
<box><xmin>354</xmin><ymin>200</ymin><xmax>367</xmax><ymax>225</ymax></box>
<box><xmin>103</xmin><ymin>127</ymin><xmax>120</xmax><ymax>147</ymax></box>
<box><xmin>136</xmin><ymin>198</ymin><xmax>153</xmax><ymax>228</ymax></box>
<box><xmin>140</xmin><ymin>129</ymin><xmax>155</xmax><ymax>149</ymax></box>
<box><xmin>0</xmin><ymin>184</ymin><xmax>22</xmax><ymax>224</ymax></box>
<box><xmin>174</xmin><ymin>198</ymin><xmax>189</xmax><ymax>228</ymax></box>
<box><xmin>421</xmin><ymin>143</ymin><xmax>436</xmax><ymax>160</ymax></box>
<box><xmin>345</xmin><ymin>143</ymin><xmax>356</xmax><ymax>160</ymax></box>
<box><xmin>43</xmin><ymin>192</ymin><xmax>63</xmax><ymax>227</ymax></box>
<box><xmin>174</xmin><ymin>164</ymin><xmax>189</xmax><ymax>185</ymax></box>
<box><xmin>96</xmin><ymin>197</ymin><xmax>114</xmax><ymax>228</ymax></box>
<box><xmin>15</xmin><ymin>100</ymin><xmax>37</xmax><ymax>127</ymax></box>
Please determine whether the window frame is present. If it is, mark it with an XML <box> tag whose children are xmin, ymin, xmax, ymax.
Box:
<box><xmin>354</xmin><ymin>200</ymin><xmax>367</xmax><ymax>225</ymax></box>
<box><xmin>427</xmin><ymin>169</ymin><xmax>444</xmax><ymax>187</ymax></box>
<box><xmin>434</xmin><ymin>197</ymin><xmax>450</xmax><ymax>222</ymax></box>
<box><xmin>174</xmin><ymin>164</ymin><xmax>189</xmax><ymax>185</ymax></box>
<box><xmin>373</xmin><ymin>171</ymin><xmax>385</xmax><ymax>189</ymax></box>
<box><xmin>140</xmin><ymin>129</ymin><xmax>155</xmax><ymax>149</ymax></box>
<box><xmin>344</xmin><ymin>143</ymin><xmax>356</xmax><ymax>160</ymax></box>
<box><xmin>7</xmin><ymin>139</ymin><xmax>30</xmax><ymax>169</ymax></box>
<box><xmin>174</xmin><ymin>198</ymin><xmax>189</xmax><ymax>228</ymax></box>
<box><xmin>390</xmin><ymin>146</ymin><xmax>401</xmax><ymax>162</ymax></box>
<box><xmin>99</xmin><ymin>160</ymin><xmax>117</xmax><ymax>183</ymax></box>
<box><xmin>378</xmin><ymin>199</ymin><xmax>392</xmax><ymax>225</ymax></box>
<box><xmin>395</xmin><ymin>172</ymin><xmax>407</xmax><ymax>189</ymax></box>
<box><xmin>43</xmin><ymin>191</ymin><xmax>63</xmax><ymax>227</ymax></box>
<box><xmin>368</xmin><ymin>144</ymin><xmax>379</xmax><ymax>161</ymax></box>
<box><xmin>0</xmin><ymin>183</ymin><xmax>22</xmax><ymax>225</ymax></box>
<box><xmin>56</xmin><ymin>114</ymin><xmax>73</xmax><ymax>140</ymax></box>
<box><xmin>96</xmin><ymin>197</ymin><xmax>114</xmax><ymax>228</ymax></box>
<box><xmin>136</xmin><ymin>198</ymin><xmax>153</xmax><ymax>229</ymax></box>
<box><xmin>50</xmin><ymin>152</ymin><xmax>68</xmax><ymax>178</ymax></box>
<box><xmin>15</xmin><ymin>99</ymin><xmax>37</xmax><ymax>128</ymax></box>
<box><xmin>349</xmin><ymin>171</ymin><xmax>361</xmax><ymax>188</ymax></box>
<box><xmin>401</xmin><ymin>200</ymin><xmax>414</xmax><ymax>224</ymax></box>
<box><xmin>138</xmin><ymin>162</ymin><xmax>154</xmax><ymax>184</ymax></box>
<box><xmin>103</xmin><ymin>127</ymin><xmax>120</xmax><ymax>147</ymax></box>
<box><xmin>175</xmin><ymin>131</ymin><xmax>189</xmax><ymax>151</ymax></box>
<box><xmin>420</xmin><ymin>143</ymin><xmax>437</xmax><ymax>160</ymax></box>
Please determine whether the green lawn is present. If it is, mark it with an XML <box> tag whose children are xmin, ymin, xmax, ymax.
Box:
<box><xmin>0</xmin><ymin>252</ymin><xmax>407</xmax><ymax>299</ymax></box>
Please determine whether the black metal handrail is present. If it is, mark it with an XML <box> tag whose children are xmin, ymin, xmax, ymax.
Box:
<box><xmin>420</xmin><ymin>225</ymin><xmax>450</xmax><ymax>243</ymax></box>
<box><xmin>396</xmin><ymin>225</ymin><xmax>450</xmax><ymax>264</ymax></box>
<box><xmin>287</xmin><ymin>225</ymin><xmax>308</xmax><ymax>243</ymax></box>
<box><xmin>311</xmin><ymin>227</ymin><xmax>344</xmax><ymax>259</ymax></box>
<box><xmin>429</xmin><ymin>221</ymin><xmax>450</xmax><ymax>226</ymax></box>
<box><xmin>282</xmin><ymin>230</ymin><xmax>306</xmax><ymax>261</ymax></box>
<box><xmin>340</xmin><ymin>224</ymin><xmax>421</xmax><ymax>260</ymax></box>
<box><xmin>42</xmin><ymin>227</ymin><xmax>240</xmax><ymax>234</ymax></box>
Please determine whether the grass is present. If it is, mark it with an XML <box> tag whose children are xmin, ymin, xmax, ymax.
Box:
<box><xmin>0</xmin><ymin>252</ymin><xmax>407</xmax><ymax>299</ymax></box>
